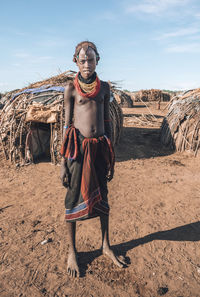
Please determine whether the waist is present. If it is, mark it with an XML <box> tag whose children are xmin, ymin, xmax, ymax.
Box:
<box><xmin>76</xmin><ymin>127</ymin><xmax>105</xmax><ymax>142</ymax></box>
<box><xmin>73</xmin><ymin>123</ymin><xmax>105</xmax><ymax>139</ymax></box>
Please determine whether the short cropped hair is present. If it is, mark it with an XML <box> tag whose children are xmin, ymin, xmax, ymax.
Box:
<box><xmin>73</xmin><ymin>41</ymin><xmax>100</xmax><ymax>63</ymax></box>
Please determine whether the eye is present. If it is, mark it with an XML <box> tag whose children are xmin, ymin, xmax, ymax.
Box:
<box><xmin>88</xmin><ymin>58</ymin><xmax>95</xmax><ymax>63</ymax></box>
<box><xmin>79</xmin><ymin>60</ymin><xmax>85</xmax><ymax>65</ymax></box>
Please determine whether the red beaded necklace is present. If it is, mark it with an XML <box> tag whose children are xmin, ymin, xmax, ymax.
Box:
<box><xmin>73</xmin><ymin>72</ymin><xmax>101</xmax><ymax>98</ymax></box>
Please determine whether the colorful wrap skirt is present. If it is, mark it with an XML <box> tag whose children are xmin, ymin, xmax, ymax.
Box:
<box><xmin>60</xmin><ymin>126</ymin><xmax>115</xmax><ymax>222</ymax></box>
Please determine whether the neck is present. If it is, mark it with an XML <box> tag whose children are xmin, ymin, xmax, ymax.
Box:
<box><xmin>78</xmin><ymin>72</ymin><xmax>97</xmax><ymax>84</ymax></box>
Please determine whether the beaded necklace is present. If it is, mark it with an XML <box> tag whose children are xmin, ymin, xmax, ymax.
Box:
<box><xmin>74</xmin><ymin>72</ymin><xmax>101</xmax><ymax>98</ymax></box>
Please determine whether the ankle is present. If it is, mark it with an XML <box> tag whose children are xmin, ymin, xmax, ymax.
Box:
<box><xmin>102</xmin><ymin>242</ymin><xmax>110</xmax><ymax>251</ymax></box>
<box><xmin>68</xmin><ymin>246</ymin><xmax>77</xmax><ymax>254</ymax></box>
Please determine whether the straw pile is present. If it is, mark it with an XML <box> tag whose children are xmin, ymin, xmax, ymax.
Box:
<box><xmin>112</xmin><ymin>89</ymin><xmax>133</xmax><ymax>107</ymax></box>
<box><xmin>134</xmin><ymin>89</ymin><xmax>170</xmax><ymax>102</ymax></box>
<box><xmin>160</xmin><ymin>88</ymin><xmax>200</xmax><ymax>156</ymax></box>
<box><xmin>0</xmin><ymin>89</ymin><xmax>20</xmax><ymax>110</ymax></box>
<box><xmin>0</xmin><ymin>71</ymin><xmax>123</xmax><ymax>165</ymax></box>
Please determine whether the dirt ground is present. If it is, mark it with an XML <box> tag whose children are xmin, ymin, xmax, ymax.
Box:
<box><xmin>0</xmin><ymin>102</ymin><xmax>200</xmax><ymax>297</ymax></box>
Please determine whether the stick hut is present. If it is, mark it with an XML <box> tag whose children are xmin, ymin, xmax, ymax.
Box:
<box><xmin>160</xmin><ymin>88</ymin><xmax>200</xmax><ymax>156</ymax></box>
<box><xmin>112</xmin><ymin>89</ymin><xmax>133</xmax><ymax>107</ymax></box>
<box><xmin>134</xmin><ymin>89</ymin><xmax>170</xmax><ymax>102</ymax></box>
<box><xmin>0</xmin><ymin>71</ymin><xmax>123</xmax><ymax>165</ymax></box>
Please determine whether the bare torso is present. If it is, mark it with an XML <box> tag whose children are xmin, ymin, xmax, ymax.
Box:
<box><xmin>64</xmin><ymin>80</ymin><xmax>110</xmax><ymax>138</ymax></box>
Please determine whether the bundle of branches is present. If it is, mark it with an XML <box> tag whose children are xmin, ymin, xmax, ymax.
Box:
<box><xmin>112</xmin><ymin>89</ymin><xmax>133</xmax><ymax>107</ymax></box>
<box><xmin>0</xmin><ymin>89</ymin><xmax>20</xmax><ymax>110</ymax></box>
<box><xmin>167</xmin><ymin>88</ymin><xmax>200</xmax><ymax>105</ymax></box>
<box><xmin>135</xmin><ymin>89</ymin><xmax>170</xmax><ymax>102</ymax></box>
<box><xmin>20</xmin><ymin>70</ymin><xmax>76</xmax><ymax>91</ymax></box>
<box><xmin>124</xmin><ymin>114</ymin><xmax>160</xmax><ymax>127</ymax></box>
<box><xmin>160</xmin><ymin>89</ymin><xmax>200</xmax><ymax>156</ymax></box>
<box><xmin>0</xmin><ymin>71</ymin><xmax>123</xmax><ymax>166</ymax></box>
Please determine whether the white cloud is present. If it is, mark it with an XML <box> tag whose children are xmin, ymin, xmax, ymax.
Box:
<box><xmin>37</xmin><ymin>38</ymin><xmax>70</xmax><ymax>48</ymax></box>
<box><xmin>12</xmin><ymin>63</ymin><xmax>21</xmax><ymax>67</ymax></box>
<box><xmin>0</xmin><ymin>82</ymin><xmax>9</xmax><ymax>87</ymax></box>
<box><xmin>165</xmin><ymin>42</ymin><xmax>200</xmax><ymax>53</ymax></box>
<box><xmin>0</xmin><ymin>27</ymin><xmax>27</xmax><ymax>37</ymax></box>
<box><xmin>14</xmin><ymin>52</ymin><xmax>30</xmax><ymax>58</ymax></box>
<box><xmin>154</xmin><ymin>27</ymin><xmax>200</xmax><ymax>40</ymax></box>
<box><xmin>171</xmin><ymin>81</ymin><xmax>200</xmax><ymax>90</ymax></box>
<box><xmin>13</xmin><ymin>51</ymin><xmax>54</xmax><ymax>63</ymax></box>
<box><xmin>31</xmin><ymin>56</ymin><xmax>54</xmax><ymax>63</ymax></box>
<box><xmin>126</xmin><ymin>0</ymin><xmax>190</xmax><ymax>15</ymax></box>
<box><xmin>0</xmin><ymin>82</ymin><xmax>9</xmax><ymax>92</ymax></box>
<box><xmin>188</xmin><ymin>34</ymin><xmax>200</xmax><ymax>41</ymax></box>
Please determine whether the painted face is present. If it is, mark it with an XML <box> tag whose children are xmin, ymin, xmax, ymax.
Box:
<box><xmin>76</xmin><ymin>47</ymin><xmax>97</xmax><ymax>79</ymax></box>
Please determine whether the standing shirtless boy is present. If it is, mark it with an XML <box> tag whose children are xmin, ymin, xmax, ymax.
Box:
<box><xmin>60</xmin><ymin>41</ymin><xmax>125</xmax><ymax>277</ymax></box>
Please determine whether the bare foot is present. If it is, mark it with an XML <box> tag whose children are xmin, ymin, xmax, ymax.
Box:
<box><xmin>67</xmin><ymin>251</ymin><xmax>80</xmax><ymax>277</ymax></box>
<box><xmin>103</xmin><ymin>246</ymin><xmax>126</xmax><ymax>268</ymax></box>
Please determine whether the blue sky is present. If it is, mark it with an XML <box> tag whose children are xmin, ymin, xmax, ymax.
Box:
<box><xmin>1</xmin><ymin>0</ymin><xmax>200</xmax><ymax>92</ymax></box>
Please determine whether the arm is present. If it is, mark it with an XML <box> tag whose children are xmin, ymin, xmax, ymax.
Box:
<box><xmin>60</xmin><ymin>82</ymin><xmax>74</xmax><ymax>187</ymax></box>
<box><xmin>104</xmin><ymin>82</ymin><xmax>114</xmax><ymax>182</ymax></box>
<box><xmin>104</xmin><ymin>82</ymin><xmax>112</xmax><ymax>141</ymax></box>
<box><xmin>63</xmin><ymin>81</ymin><xmax>74</xmax><ymax>140</ymax></box>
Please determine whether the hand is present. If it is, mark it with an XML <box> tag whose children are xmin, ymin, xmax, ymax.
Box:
<box><xmin>106</xmin><ymin>169</ymin><xmax>114</xmax><ymax>182</ymax></box>
<box><xmin>60</xmin><ymin>163</ymin><xmax>70</xmax><ymax>188</ymax></box>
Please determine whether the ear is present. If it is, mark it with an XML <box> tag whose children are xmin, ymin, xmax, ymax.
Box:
<box><xmin>74</xmin><ymin>58</ymin><xmax>80</xmax><ymax>68</ymax></box>
<box><xmin>96</xmin><ymin>56</ymin><xmax>100</xmax><ymax>65</ymax></box>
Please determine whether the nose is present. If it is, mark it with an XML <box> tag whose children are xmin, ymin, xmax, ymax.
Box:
<box><xmin>84</xmin><ymin>60</ymin><xmax>89</xmax><ymax>66</ymax></box>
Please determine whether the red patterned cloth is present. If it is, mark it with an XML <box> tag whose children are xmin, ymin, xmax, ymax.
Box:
<box><xmin>60</xmin><ymin>126</ymin><xmax>115</xmax><ymax>221</ymax></box>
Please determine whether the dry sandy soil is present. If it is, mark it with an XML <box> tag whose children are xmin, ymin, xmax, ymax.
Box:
<box><xmin>0</xmin><ymin>102</ymin><xmax>200</xmax><ymax>297</ymax></box>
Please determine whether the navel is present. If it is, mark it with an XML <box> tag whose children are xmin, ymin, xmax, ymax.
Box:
<box><xmin>91</xmin><ymin>126</ymin><xmax>96</xmax><ymax>134</ymax></box>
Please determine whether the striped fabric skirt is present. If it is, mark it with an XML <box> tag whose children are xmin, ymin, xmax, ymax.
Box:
<box><xmin>62</xmin><ymin>129</ymin><xmax>113</xmax><ymax>222</ymax></box>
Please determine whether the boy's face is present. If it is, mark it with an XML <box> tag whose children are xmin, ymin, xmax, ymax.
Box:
<box><xmin>76</xmin><ymin>47</ymin><xmax>97</xmax><ymax>79</ymax></box>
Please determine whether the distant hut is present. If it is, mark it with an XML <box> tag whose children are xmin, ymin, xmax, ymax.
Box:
<box><xmin>112</xmin><ymin>89</ymin><xmax>133</xmax><ymax>107</ymax></box>
<box><xmin>135</xmin><ymin>89</ymin><xmax>170</xmax><ymax>102</ymax></box>
<box><xmin>0</xmin><ymin>71</ymin><xmax>123</xmax><ymax>165</ymax></box>
<box><xmin>160</xmin><ymin>88</ymin><xmax>200</xmax><ymax>156</ymax></box>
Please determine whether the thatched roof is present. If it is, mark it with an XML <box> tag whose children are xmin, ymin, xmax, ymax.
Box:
<box><xmin>160</xmin><ymin>89</ymin><xmax>200</xmax><ymax>156</ymax></box>
<box><xmin>0</xmin><ymin>71</ymin><xmax>123</xmax><ymax>165</ymax></box>
<box><xmin>112</xmin><ymin>89</ymin><xmax>133</xmax><ymax>107</ymax></box>
<box><xmin>133</xmin><ymin>89</ymin><xmax>171</xmax><ymax>102</ymax></box>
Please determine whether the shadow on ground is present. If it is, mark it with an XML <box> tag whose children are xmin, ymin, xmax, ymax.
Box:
<box><xmin>124</xmin><ymin>113</ymin><xmax>164</xmax><ymax>119</ymax></box>
<box><xmin>113</xmin><ymin>221</ymin><xmax>200</xmax><ymax>255</ymax></box>
<box><xmin>132</xmin><ymin>104</ymin><xmax>147</xmax><ymax>108</ymax></box>
<box><xmin>115</xmin><ymin>126</ymin><xmax>174</xmax><ymax>162</ymax></box>
<box><xmin>78</xmin><ymin>221</ymin><xmax>200</xmax><ymax>276</ymax></box>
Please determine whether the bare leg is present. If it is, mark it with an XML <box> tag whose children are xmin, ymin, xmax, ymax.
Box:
<box><xmin>100</xmin><ymin>214</ymin><xmax>126</xmax><ymax>268</ymax></box>
<box><xmin>66</xmin><ymin>221</ymin><xmax>79</xmax><ymax>277</ymax></box>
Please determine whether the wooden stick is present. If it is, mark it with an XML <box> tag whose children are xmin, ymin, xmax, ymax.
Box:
<box><xmin>50</xmin><ymin>123</ymin><xmax>53</xmax><ymax>163</ymax></box>
<box><xmin>9</xmin><ymin>124</ymin><xmax>13</xmax><ymax>163</ymax></box>
<box><xmin>52</xmin><ymin>124</ymin><xmax>56</xmax><ymax>164</ymax></box>
<box><xmin>137</xmin><ymin>97</ymin><xmax>157</xmax><ymax>120</ymax></box>
<box><xmin>194</xmin><ymin>139</ymin><xmax>200</xmax><ymax>157</ymax></box>
<box><xmin>0</xmin><ymin>132</ymin><xmax>7</xmax><ymax>160</ymax></box>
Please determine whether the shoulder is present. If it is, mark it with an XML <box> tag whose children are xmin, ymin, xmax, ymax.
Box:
<box><xmin>65</xmin><ymin>80</ymin><xmax>74</xmax><ymax>91</ymax></box>
<box><xmin>100</xmin><ymin>80</ymin><xmax>110</xmax><ymax>89</ymax></box>
<box><xmin>64</xmin><ymin>81</ymin><xmax>75</xmax><ymax>97</ymax></box>
<box><xmin>100</xmin><ymin>80</ymin><xmax>110</xmax><ymax>94</ymax></box>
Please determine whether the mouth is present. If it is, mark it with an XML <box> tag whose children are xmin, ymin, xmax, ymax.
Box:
<box><xmin>83</xmin><ymin>70</ymin><xmax>92</xmax><ymax>77</ymax></box>
<box><xmin>81</xmin><ymin>69</ymin><xmax>94</xmax><ymax>78</ymax></box>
